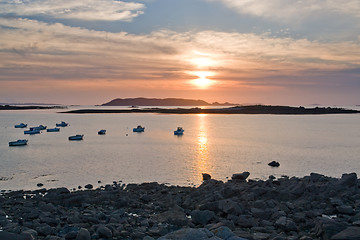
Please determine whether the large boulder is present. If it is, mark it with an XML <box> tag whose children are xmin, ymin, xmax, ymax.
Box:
<box><xmin>158</xmin><ymin>228</ymin><xmax>215</xmax><ymax>240</ymax></box>
<box><xmin>339</xmin><ymin>173</ymin><xmax>358</xmax><ymax>188</ymax></box>
<box><xmin>331</xmin><ymin>227</ymin><xmax>360</xmax><ymax>240</ymax></box>
<box><xmin>191</xmin><ymin>210</ymin><xmax>215</xmax><ymax>225</ymax></box>
<box><xmin>231</xmin><ymin>172</ymin><xmax>250</xmax><ymax>181</ymax></box>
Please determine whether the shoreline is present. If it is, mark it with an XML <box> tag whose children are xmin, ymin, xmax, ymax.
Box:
<box><xmin>1</xmin><ymin>173</ymin><xmax>359</xmax><ymax>239</ymax></box>
<box><xmin>61</xmin><ymin>105</ymin><xmax>360</xmax><ymax>115</ymax></box>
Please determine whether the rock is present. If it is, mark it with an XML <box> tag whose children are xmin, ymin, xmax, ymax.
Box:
<box><xmin>231</xmin><ymin>172</ymin><xmax>250</xmax><ymax>181</ymax></box>
<box><xmin>158</xmin><ymin>228</ymin><xmax>214</xmax><ymax>240</ymax></box>
<box><xmin>21</xmin><ymin>229</ymin><xmax>38</xmax><ymax>240</ymax></box>
<box><xmin>339</xmin><ymin>173</ymin><xmax>358</xmax><ymax>187</ymax></box>
<box><xmin>336</xmin><ymin>205</ymin><xmax>354</xmax><ymax>215</ymax></box>
<box><xmin>212</xmin><ymin>226</ymin><xmax>235</xmax><ymax>239</ymax></box>
<box><xmin>315</xmin><ymin>217</ymin><xmax>348</xmax><ymax>240</ymax></box>
<box><xmin>275</xmin><ymin>217</ymin><xmax>297</xmax><ymax>232</ymax></box>
<box><xmin>97</xmin><ymin>226</ymin><xmax>112</xmax><ymax>238</ymax></box>
<box><xmin>310</xmin><ymin>173</ymin><xmax>324</xmax><ymax>182</ymax></box>
<box><xmin>330</xmin><ymin>226</ymin><xmax>360</xmax><ymax>240</ymax></box>
<box><xmin>0</xmin><ymin>231</ymin><xmax>26</xmax><ymax>240</ymax></box>
<box><xmin>218</xmin><ymin>199</ymin><xmax>243</xmax><ymax>215</ymax></box>
<box><xmin>268</xmin><ymin>161</ymin><xmax>280</xmax><ymax>167</ymax></box>
<box><xmin>76</xmin><ymin>228</ymin><xmax>91</xmax><ymax>240</ymax></box>
<box><xmin>84</xmin><ymin>184</ymin><xmax>93</xmax><ymax>190</ymax></box>
<box><xmin>202</xmin><ymin>173</ymin><xmax>212</xmax><ymax>181</ymax></box>
<box><xmin>191</xmin><ymin>210</ymin><xmax>215</xmax><ymax>225</ymax></box>
<box><xmin>36</xmin><ymin>223</ymin><xmax>54</xmax><ymax>236</ymax></box>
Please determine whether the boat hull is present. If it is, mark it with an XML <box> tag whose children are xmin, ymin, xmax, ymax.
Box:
<box><xmin>9</xmin><ymin>139</ymin><xmax>28</xmax><ymax>146</ymax></box>
<box><xmin>68</xmin><ymin>135</ymin><xmax>83</xmax><ymax>140</ymax></box>
<box><xmin>47</xmin><ymin>128</ymin><xmax>60</xmax><ymax>132</ymax></box>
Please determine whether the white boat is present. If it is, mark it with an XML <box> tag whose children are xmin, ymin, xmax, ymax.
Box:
<box><xmin>47</xmin><ymin>127</ymin><xmax>60</xmax><ymax>132</ymax></box>
<box><xmin>56</xmin><ymin>121</ymin><xmax>68</xmax><ymax>127</ymax></box>
<box><xmin>14</xmin><ymin>123</ymin><xmax>27</xmax><ymax>128</ymax></box>
<box><xmin>9</xmin><ymin>139</ymin><xmax>28</xmax><ymax>146</ymax></box>
<box><xmin>133</xmin><ymin>125</ymin><xmax>145</xmax><ymax>132</ymax></box>
<box><xmin>174</xmin><ymin>127</ymin><xmax>184</xmax><ymax>135</ymax></box>
<box><xmin>98</xmin><ymin>129</ymin><xmax>106</xmax><ymax>135</ymax></box>
<box><xmin>24</xmin><ymin>127</ymin><xmax>41</xmax><ymax>135</ymax></box>
<box><xmin>68</xmin><ymin>134</ymin><xmax>83</xmax><ymax>140</ymax></box>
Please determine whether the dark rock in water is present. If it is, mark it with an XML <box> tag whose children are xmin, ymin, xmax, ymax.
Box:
<box><xmin>202</xmin><ymin>173</ymin><xmax>211</xmax><ymax>181</ymax></box>
<box><xmin>37</xmin><ymin>183</ymin><xmax>44</xmax><ymax>187</ymax></box>
<box><xmin>76</xmin><ymin>228</ymin><xmax>91</xmax><ymax>240</ymax></box>
<box><xmin>268</xmin><ymin>161</ymin><xmax>280</xmax><ymax>167</ymax></box>
<box><xmin>84</xmin><ymin>184</ymin><xmax>93</xmax><ymax>190</ymax></box>
<box><xmin>191</xmin><ymin>210</ymin><xmax>215</xmax><ymax>225</ymax></box>
<box><xmin>231</xmin><ymin>172</ymin><xmax>250</xmax><ymax>181</ymax></box>
<box><xmin>330</xmin><ymin>227</ymin><xmax>360</xmax><ymax>240</ymax></box>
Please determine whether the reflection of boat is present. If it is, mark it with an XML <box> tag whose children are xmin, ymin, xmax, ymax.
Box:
<box><xmin>98</xmin><ymin>129</ymin><xmax>106</xmax><ymax>135</ymax></box>
<box><xmin>9</xmin><ymin>139</ymin><xmax>28</xmax><ymax>146</ymax></box>
<box><xmin>24</xmin><ymin>127</ymin><xmax>41</xmax><ymax>135</ymax></box>
<box><xmin>68</xmin><ymin>134</ymin><xmax>83</xmax><ymax>140</ymax></box>
<box><xmin>56</xmin><ymin>121</ymin><xmax>68</xmax><ymax>127</ymax></box>
<box><xmin>15</xmin><ymin>123</ymin><xmax>27</xmax><ymax>128</ymax></box>
<box><xmin>47</xmin><ymin>128</ymin><xmax>60</xmax><ymax>132</ymax></box>
<box><xmin>133</xmin><ymin>125</ymin><xmax>145</xmax><ymax>132</ymax></box>
<box><xmin>174</xmin><ymin>127</ymin><xmax>184</xmax><ymax>135</ymax></box>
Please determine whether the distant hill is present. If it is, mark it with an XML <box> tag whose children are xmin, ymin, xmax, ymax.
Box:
<box><xmin>102</xmin><ymin>98</ymin><xmax>236</xmax><ymax>106</ymax></box>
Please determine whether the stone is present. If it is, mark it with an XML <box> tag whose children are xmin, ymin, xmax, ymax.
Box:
<box><xmin>36</xmin><ymin>223</ymin><xmax>54</xmax><ymax>236</ymax></box>
<box><xmin>336</xmin><ymin>205</ymin><xmax>354</xmax><ymax>215</ymax></box>
<box><xmin>203</xmin><ymin>173</ymin><xmax>212</xmax><ymax>181</ymax></box>
<box><xmin>97</xmin><ymin>226</ymin><xmax>112</xmax><ymax>238</ymax></box>
<box><xmin>315</xmin><ymin>217</ymin><xmax>348</xmax><ymax>240</ymax></box>
<box><xmin>76</xmin><ymin>228</ymin><xmax>91</xmax><ymax>240</ymax></box>
<box><xmin>231</xmin><ymin>172</ymin><xmax>250</xmax><ymax>181</ymax></box>
<box><xmin>275</xmin><ymin>217</ymin><xmax>297</xmax><ymax>232</ymax></box>
<box><xmin>268</xmin><ymin>161</ymin><xmax>280</xmax><ymax>167</ymax></box>
<box><xmin>330</xmin><ymin>226</ymin><xmax>360</xmax><ymax>240</ymax></box>
<box><xmin>0</xmin><ymin>231</ymin><xmax>26</xmax><ymax>240</ymax></box>
<box><xmin>212</xmin><ymin>226</ymin><xmax>235</xmax><ymax>239</ymax></box>
<box><xmin>158</xmin><ymin>228</ymin><xmax>214</xmax><ymax>240</ymax></box>
<box><xmin>84</xmin><ymin>184</ymin><xmax>93</xmax><ymax>190</ymax></box>
<box><xmin>218</xmin><ymin>199</ymin><xmax>243</xmax><ymax>215</ymax></box>
<box><xmin>339</xmin><ymin>173</ymin><xmax>358</xmax><ymax>187</ymax></box>
<box><xmin>191</xmin><ymin>210</ymin><xmax>215</xmax><ymax>225</ymax></box>
<box><xmin>21</xmin><ymin>229</ymin><xmax>38</xmax><ymax>240</ymax></box>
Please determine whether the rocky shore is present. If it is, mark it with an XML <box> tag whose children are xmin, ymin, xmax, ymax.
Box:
<box><xmin>1</xmin><ymin>172</ymin><xmax>360</xmax><ymax>240</ymax></box>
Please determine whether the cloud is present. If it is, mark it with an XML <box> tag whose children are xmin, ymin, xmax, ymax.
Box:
<box><xmin>207</xmin><ymin>0</ymin><xmax>360</xmax><ymax>21</ymax></box>
<box><xmin>0</xmin><ymin>0</ymin><xmax>145</xmax><ymax>21</ymax></box>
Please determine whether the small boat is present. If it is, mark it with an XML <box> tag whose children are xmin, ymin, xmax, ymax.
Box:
<box><xmin>24</xmin><ymin>127</ymin><xmax>41</xmax><ymax>135</ymax></box>
<box><xmin>68</xmin><ymin>134</ymin><xmax>83</xmax><ymax>140</ymax></box>
<box><xmin>56</xmin><ymin>121</ymin><xmax>69</xmax><ymax>127</ymax></box>
<box><xmin>133</xmin><ymin>125</ymin><xmax>145</xmax><ymax>132</ymax></box>
<box><xmin>14</xmin><ymin>123</ymin><xmax>27</xmax><ymax>128</ymax></box>
<box><xmin>9</xmin><ymin>139</ymin><xmax>28</xmax><ymax>146</ymax></box>
<box><xmin>47</xmin><ymin>127</ymin><xmax>60</xmax><ymax>132</ymax></box>
<box><xmin>37</xmin><ymin>125</ymin><xmax>47</xmax><ymax>130</ymax></box>
<box><xmin>98</xmin><ymin>129</ymin><xmax>106</xmax><ymax>135</ymax></box>
<box><xmin>174</xmin><ymin>127</ymin><xmax>184</xmax><ymax>135</ymax></box>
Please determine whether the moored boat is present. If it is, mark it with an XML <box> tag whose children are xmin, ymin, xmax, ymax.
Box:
<box><xmin>14</xmin><ymin>123</ymin><xmax>27</xmax><ymax>128</ymax></box>
<box><xmin>174</xmin><ymin>127</ymin><xmax>184</xmax><ymax>135</ymax></box>
<box><xmin>9</xmin><ymin>139</ymin><xmax>28</xmax><ymax>146</ymax></box>
<box><xmin>37</xmin><ymin>125</ymin><xmax>47</xmax><ymax>130</ymax></box>
<box><xmin>56</xmin><ymin>121</ymin><xmax>69</xmax><ymax>127</ymax></box>
<box><xmin>68</xmin><ymin>134</ymin><xmax>83</xmax><ymax>140</ymax></box>
<box><xmin>47</xmin><ymin>127</ymin><xmax>60</xmax><ymax>132</ymax></box>
<box><xmin>24</xmin><ymin>127</ymin><xmax>41</xmax><ymax>134</ymax></box>
<box><xmin>98</xmin><ymin>129</ymin><xmax>106</xmax><ymax>135</ymax></box>
<box><xmin>133</xmin><ymin>125</ymin><xmax>145</xmax><ymax>132</ymax></box>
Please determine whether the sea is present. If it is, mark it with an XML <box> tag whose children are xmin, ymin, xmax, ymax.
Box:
<box><xmin>1</xmin><ymin>105</ymin><xmax>360</xmax><ymax>191</ymax></box>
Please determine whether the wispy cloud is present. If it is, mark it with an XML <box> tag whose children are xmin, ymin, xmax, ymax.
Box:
<box><xmin>208</xmin><ymin>0</ymin><xmax>360</xmax><ymax>21</ymax></box>
<box><xmin>0</xmin><ymin>0</ymin><xmax>145</xmax><ymax>21</ymax></box>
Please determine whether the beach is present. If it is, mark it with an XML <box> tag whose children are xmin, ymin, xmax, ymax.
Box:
<box><xmin>1</xmin><ymin>172</ymin><xmax>359</xmax><ymax>240</ymax></box>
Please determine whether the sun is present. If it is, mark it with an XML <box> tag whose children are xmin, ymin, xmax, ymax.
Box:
<box><xmin>191</xmin><ymin>71</ymin><xmax>215</xmax><ymax>88</ymax></box>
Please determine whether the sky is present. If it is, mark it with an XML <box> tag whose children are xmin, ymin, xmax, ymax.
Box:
<box><xmin>0</xmin><ymin>0</ymin><xmax>359</xmax><ymax>105</ymax></box>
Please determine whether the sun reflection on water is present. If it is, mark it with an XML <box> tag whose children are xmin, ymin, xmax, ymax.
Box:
<box><xmin>195</xmin><ymin>114</ymin><xmax>211</xmax><ymax>183</ymax></box>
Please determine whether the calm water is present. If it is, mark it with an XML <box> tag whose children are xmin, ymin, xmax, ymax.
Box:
<box><xmin>1</xmin><ymin>107</ymin><xmax>360</xmax><ymax>190</ymax></box>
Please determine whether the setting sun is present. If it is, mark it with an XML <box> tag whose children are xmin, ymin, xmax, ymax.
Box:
<box><xmin>190</xmin><ymin>71</ymin><xmax>215</xmax><ymax>88</ymax></box>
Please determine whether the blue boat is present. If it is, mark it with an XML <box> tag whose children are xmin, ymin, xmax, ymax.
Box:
<box><xmin>14</xmin><ymin>123</ymin><xmax>27</xmax><ymax>128</ymax></box>
<box><xmin>174</xmin><ymin>127</ymin><xmax>184</xmax><ymax>135</ymax></box>
<box><xmin>24</xmin><ymin>127</ymin><xmax>41</xmax><ymax>135</ymax></box>
<box><xmin>9</xmin><ymin>139</ymin><xmax>28</xmax><ymax>146</ymax></box>
<box><xmin>68</xmin><ymin>134</ymin><xmax>83</xmax><ymax>140</ymax></box>
<box><xmin>98</xmin><ymin>129</ymin><xmax>106</xmax><ymax>135</ymax></box>
<box><xmin>56</xmin><ymin>121</ymin><xmax>68</xmax><ymax>127</ymax></box>
<box><xmin>47</xmin><ymin>128</ymin><xmax>60</xmax><ymax>132</ymax></box>
<box><xmin>133</xmin><ymin>125</ymin><xmax>145</xmax><ymax>132</ymax></box>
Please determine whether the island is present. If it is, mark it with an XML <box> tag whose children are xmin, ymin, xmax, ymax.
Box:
<box><xmin>0</xmin><ymin>105</ymin><xmax>66</xmax><ymax>110</ymax></box>
<box><xmin>102</xmin><ymin>97</ymin><xmax>236</xmax><ymax>106</ymax></box>
<box><xmin>62</xmin><ymin>105</ymin><xmax>360</xmax><ymax>114</ymax></box>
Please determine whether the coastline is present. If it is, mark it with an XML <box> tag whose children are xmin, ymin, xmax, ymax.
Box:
<box><xmin>61</xmin><ymin>105</ymin><xmax>360</xmax><ymax>115</ymax></box>
<box><xmin>1</xmin><ymin>173</ymin><xmax>359</xmax><ymax>239</ymax></box>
